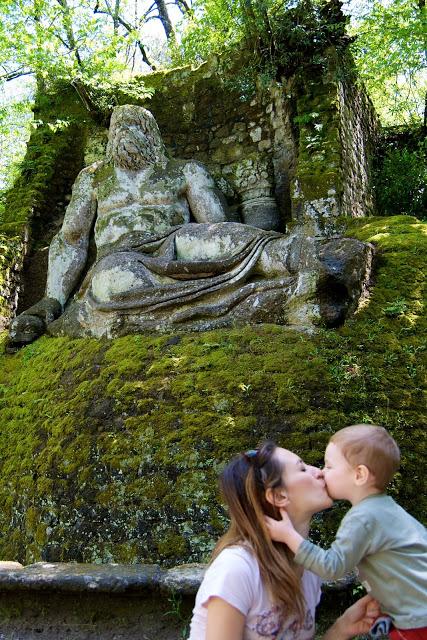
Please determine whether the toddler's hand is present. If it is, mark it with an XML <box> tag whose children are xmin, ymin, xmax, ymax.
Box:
<box><xmin>264</xmin><ymin>508</ymin><xmax>296</xmax><ymax>543</ymax></box>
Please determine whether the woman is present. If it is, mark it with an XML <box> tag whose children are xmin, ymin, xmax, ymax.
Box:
<box><xmin>188</xmin><ymin>441</ymin><xmax>380</xmax><ymax>640</ymax></box>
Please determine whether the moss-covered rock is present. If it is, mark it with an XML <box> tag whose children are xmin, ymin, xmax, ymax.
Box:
<box><xmin>0</xmin><ymin>216</ymin><xmax>425</xmax><ymax>566</ymax></box>
<box><xmin>0</xmin><ymin>87</ymin><xmax>87</xmax><ymax>240</ymax></box>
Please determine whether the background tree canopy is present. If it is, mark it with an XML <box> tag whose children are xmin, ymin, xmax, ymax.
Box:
<box><xmin>349</xmin><ymin>0</ymin><xmax>426</xmax><ymax>126</ymax></box>
<box><xmin>0</xmin><ymin>0</ymin><xmax>425</xmax><ymax>201</ymax></box>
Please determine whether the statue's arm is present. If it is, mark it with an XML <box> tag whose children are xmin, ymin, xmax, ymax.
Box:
<box><xmin>9</xmin><ymin>164</ymin><xmax>98</xmax><ymax>345</ymax></box>
<box><xmin>183</xmin><ymin>161</ymin><xmax>229</xmax><ymax>223</ymax></box>
<box><xmin>46</xmin><ymin>165</ymin><xmax>98</xmax><ymax>306</ymax></box>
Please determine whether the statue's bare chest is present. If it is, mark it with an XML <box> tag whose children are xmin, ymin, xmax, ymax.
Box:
<box><xmin>96</xmin><ymin>167</ymin><xmax>187</xmax><ymax>213</ymax></box>
<box><xmin>94</xmin><ymin>165</ymin><xmax>190</xmax><ymax>247</ymax></box>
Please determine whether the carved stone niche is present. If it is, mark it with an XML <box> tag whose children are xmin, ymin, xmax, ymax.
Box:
<box><xmin>9</xmin><ymin>105</ymin><xmax>373</xmax><ymax>345</ymax></box>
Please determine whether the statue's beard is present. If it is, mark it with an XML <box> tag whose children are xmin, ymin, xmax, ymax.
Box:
<box><xmin>111</xmin><ymin>128</ymin><xmax>166</xmax><ymax>170</ymax></box>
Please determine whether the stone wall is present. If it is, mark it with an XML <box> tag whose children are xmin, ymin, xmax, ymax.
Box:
<box><xmin>290</xmin><ymin>49</ymin><xmax>379</xmax><ymax>235</ymax></box>
<box><xmin>0</xmin><ymin>232</ymin><xmax>27</xmax><ymax>330</ymax></box>
<box><xmin>338</xmin><ymin>62</ymin><xmax>380</xmax><ymax>218</ymax></box>
<box><xmin>0</xmin><ymin>562</ymin><xmax>354</xmax><ymax>639</ymax></box>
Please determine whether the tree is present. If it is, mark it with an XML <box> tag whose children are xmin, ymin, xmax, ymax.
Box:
<box><xmin>171</xmin><ymin>0</ymin><xmax>349</xmax><ymax>74</ymax></box>
<box><xmin>0</xmin><ymin>0</ymin><xmax>139</xmax><ymax>86</ymax></box>
<box><xmin>0</xmin><ymin>0</ymin><xmax>195</xmax><ymax>193</ymax></box>
<box><xmin>0</xmin><ymin>0</ymin><xmax>195</xmax><ymax>88</ymax></box>
<box><xmin>349</xmin><ymin>0</ymin><xmax>426</xmax><ymax>126</ymax></box>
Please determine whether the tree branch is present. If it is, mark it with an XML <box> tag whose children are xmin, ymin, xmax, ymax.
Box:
<box><xmin>93</xmin><ymin>7</ymin><xmax>156</xmax><ymax>69</ymax></box>
<box><xmin>174</xmin><ymin>0</ymin><xmax>193</xmax><ymax>16</ymax></box>
<box><xmin>55</xmin><ymin>0</ymin><xmax>84</xmax><ymax>67</ymax></box>
<box><xmin>136</xmin><ymin>2</ymin><xmax>160</xmax><ymax>25</ymax></box>
<box><xmin>1</xmin><ymin>69</ymin><xmax>34</xmax><ymax>82</ymax></box>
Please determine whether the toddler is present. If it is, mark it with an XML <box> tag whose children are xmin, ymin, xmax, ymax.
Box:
<box><xmin>266</xmin><ymin>424</ymin><xmax>427</xmax><ymax>639</ymax></box>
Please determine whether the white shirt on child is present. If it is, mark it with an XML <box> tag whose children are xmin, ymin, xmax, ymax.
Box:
<box><xmin>188</xmin><ymin>545</ymin><xmax>322</xmax><ymax>640</ymax></box>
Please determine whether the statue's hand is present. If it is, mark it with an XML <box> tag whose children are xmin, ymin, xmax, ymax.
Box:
<box><xmin>22</xmin><ymin>297</ymin><xmax>62</xmax><ymax>324</ymax></box>
<box><xmin>9</xmin><ymin>298</ymin><xmax>62</xmax><ymax>347</ymax></box>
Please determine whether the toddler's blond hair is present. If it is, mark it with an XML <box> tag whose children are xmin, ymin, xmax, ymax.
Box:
<box><xmin>330</xmin><ymin>424</ymin><xmax>400</xmax><ymax>490</ymax></box>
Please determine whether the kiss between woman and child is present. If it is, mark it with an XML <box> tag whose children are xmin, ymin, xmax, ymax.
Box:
<box><xmin>189</xmin><ymin>424</ymin><xmax>427</xmax><ymax>640</ymax></box>
<box><xmin>265</xmin><ymin>424</ymin><xmax>427</xmax><ymax>640</ymax></box>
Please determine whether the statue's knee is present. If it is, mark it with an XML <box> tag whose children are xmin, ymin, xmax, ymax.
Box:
<box><xmin>91</xmin><ymin>261</ymin><xmax>150</xmax><ymax>303</ymax></box>
<box><xmin>255</xmin><ymin>246</ymin><xmax>289</xmax><ymax>277</ymax></box>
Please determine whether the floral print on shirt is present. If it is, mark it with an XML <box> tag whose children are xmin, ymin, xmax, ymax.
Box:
<box><xmin>249</xmin><ymin>605</ymin><xmax>315</xmax><ymax>639</ymax></box>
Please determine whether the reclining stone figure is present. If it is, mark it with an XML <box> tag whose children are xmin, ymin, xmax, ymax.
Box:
<box><xmin>9</xmin><ymin>105</ymin><xmax>372</xmax><ymax>344</ymax></box>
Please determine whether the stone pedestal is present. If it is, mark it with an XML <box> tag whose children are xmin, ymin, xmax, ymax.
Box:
<box><xmin>241</xmin><ymin>196</ymin><xmax>282</xmax><ymax>231</ymax></box>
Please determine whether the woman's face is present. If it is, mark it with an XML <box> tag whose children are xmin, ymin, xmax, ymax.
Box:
<box><xmin>273</xmin><ymin>447</ymin><xmax>333</xmax><ymax>518</ymax></box>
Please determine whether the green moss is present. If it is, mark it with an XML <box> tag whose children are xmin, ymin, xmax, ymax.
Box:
<box><xmin>0</xmin><ymin>87</ymin><xmax>87</xmax><ymax>244</ymax></box>
<box><xmin>1</xmin><ymin>121</ymin><xmax>81</xmax><ymax>231</ymax></box>
<box><xmin>0</xmin><ymin>216</ymin><xmax>425</xmax><ymax>567</ymax></box>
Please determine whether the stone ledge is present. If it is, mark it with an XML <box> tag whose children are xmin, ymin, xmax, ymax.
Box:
<box><xmin>0</xmin><ymin>562</ymin><xmax>164</xmax><ymax>594</ymax></box>
<box><xmin>0</xmin><ymin>561</ymin><xmax>355</xmax><ymax>596</ymax></box>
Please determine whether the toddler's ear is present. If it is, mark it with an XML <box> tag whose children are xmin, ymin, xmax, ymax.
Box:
<box><xmin>265</xmin><ymin>487</ymin><xmax>290</xmax><ymax>508</ymax></box>
<box><xmin>354</xmin><ymin>464</ymin><xmax>371</xmax><ymax>486</ymax></box>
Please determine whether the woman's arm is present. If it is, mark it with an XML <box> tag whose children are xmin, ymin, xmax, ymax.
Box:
<box><xmin>206</xmin><ymin>596</ymin><xmax>245</xmax><ymax>640</ymax></box>
<box><xmin>323</xmin><ymin>595</ymin><xmax>380</xmax><ymax>640</ymax></box>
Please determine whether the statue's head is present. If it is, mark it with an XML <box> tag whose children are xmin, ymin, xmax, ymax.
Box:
<box><xmin>106</xmin><ymin>105</ymin><xmax>168</xmax><ymax>169</ymax></box>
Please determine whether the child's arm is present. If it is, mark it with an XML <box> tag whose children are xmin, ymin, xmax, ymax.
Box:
<box><xmin>267</xmin><ymin>506</ymin><xmax>373</xmax><ymax>580</ymax></box>
<box><xmin>264</xmin><ymin>509</ymin><xmax>304</xmax><ymax>554</ymax></box>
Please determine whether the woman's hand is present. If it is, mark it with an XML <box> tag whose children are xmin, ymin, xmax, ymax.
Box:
<box><xmin>323</xmin><ymin>595</ymin><xmax>381</xmax><ymax>639</ymax></box>
<box><xmin>264</xmin><ymin>508</ymin><xmax>303</xmax><ymax>554</ymax></box>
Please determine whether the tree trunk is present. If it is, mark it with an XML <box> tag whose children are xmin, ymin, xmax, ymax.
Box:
<box><xmin>154</xmin><ymin>0</ymin><xmax>174</xmax><ymax>39</ymax></box>
<box><xmin>113</xmin><ymin>0</ymin><xmax>121</xmax><ymax>32</ymax></box>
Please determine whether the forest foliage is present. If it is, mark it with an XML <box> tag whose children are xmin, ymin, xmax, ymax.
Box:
<box><xmin>0</xmin><ymin>0</ymin><xmax>425</xmax><ymax>206</ymax></box>
<box><xmin>349</xmin><ymin>0</ymin><xmax>426</xmax><ymax>126</ymax></box>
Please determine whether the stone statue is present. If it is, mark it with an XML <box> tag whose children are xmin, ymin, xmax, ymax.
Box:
<box><xmin>9</xmin><ymin>105</ymin><xmax>372</xmax><ymax>345</ymax></box>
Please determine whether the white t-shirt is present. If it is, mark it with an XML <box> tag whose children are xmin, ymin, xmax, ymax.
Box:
<box><xmin>188</xmin><ymin>545</ymin><xmax>322</xmax><ymax>640</ymax></box>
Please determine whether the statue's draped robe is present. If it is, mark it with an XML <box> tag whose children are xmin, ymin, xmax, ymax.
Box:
<box><xmin>54</xmin><ymin>223</ymin><xmax>297</xmax><ymax>335</ymax></box>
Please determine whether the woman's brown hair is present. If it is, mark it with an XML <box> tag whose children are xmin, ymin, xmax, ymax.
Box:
<box><xmin>211</xmin><ymin>441</ymin><xmax>305</xmax><ymax>622</ymax></box>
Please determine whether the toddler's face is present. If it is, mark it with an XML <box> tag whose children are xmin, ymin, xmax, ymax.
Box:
<box><xmin>323</xmin><ymin>442</ymin><xmax>355</xmax><ymax>501</ymax></box>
